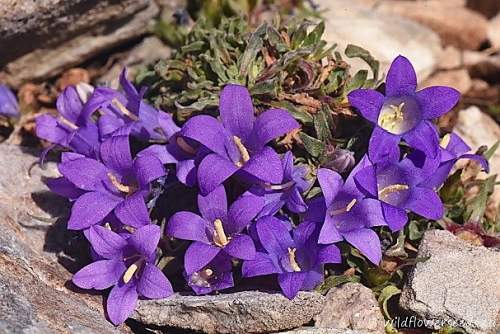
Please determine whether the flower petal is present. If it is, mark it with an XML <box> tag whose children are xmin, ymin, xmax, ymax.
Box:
<box><xmin>177</xmin><ymin>159</ymin><xmax>197</xmax><ymax>186</ymax></box>
<box><xmin>129</xmin><ymin>224</ymin><xmax>161</xmax><ymax>257</ymax></box>
<box><xmin>403</xmin><ymin>120</ymin><xmax>439</xmax><ymax>159</ymax></box>
<box><xmin>137</xmin><ymin>263</ymin><xmax>173</xmax><ymax>299</ymax></box>
<box><xmin>198</xmin><ymin>185</ymin><xmax>228</xmax><ymax>223</ymax></box>
<box><xmin>342</xmin><ymin>228</ymin><xmax>382</xmax><ymax>265</ymax></box>
<box><xmin>114</xmin><ymin>192</ymin><xmax>151</xmax><ymax>228</ymax></box>
<box><xmin>381</xmin><ymin>203</ymin><xmax>408</xmax><ymax>232</ymax></box>
<box><xmin>88</xmin><ymin>225</ymin><xmax>127</xmax><ymax>259</ymax></box>
<box><xmin>226</xmin><ymin>193</ymin><xmax>264</xmax><ymax>234</ymax></box>
<box><xmin>106</xmin><ymin>282</ymin><xmax>139</xmax><ymax>325</ymax></box>
<box><xmin>58</xmin><ymin>157</ymin><xmax>107</xmax><ymax>191</ymax></box>
<box><xmin>184</xmin><ymin>242</ymin><xmax>221</xmax><ymax>274</ymax></box>
<box><xmin>242</xmin><ymin>252</ymin><xmax>280</xmax><ymax>277</ymax></box>
<box><xmin>35</xmin><ymin>114</ymin><xmax>70</xmax><ymax>146</ymax></box>
<box><xmin>405</xmin><ymin>187</ymin><xmax>443</xmax><ymax>220</ymax></box>
<box><xmin>240</xmin><ymin>147</ymin><xmax>283</xmax><ymax>184</ymax></box>
<box><xmin>46</xmin><ymin>177</ymin><xmax>84</xmax><ymax>199</ymax></box>
<box><xmin>385</xmin><ymin>55</ymin><xmax>417</xmax><ymax>97</ymax></box>
<box><xmin>347</xmin><ymin>89</ymin><xmax>384</xmax><ymax>123</ymax></box>
<box><xmin>317</xmin><ymin>168</ymin><xmax>343</xmax><ymax>208</ymax></box>
<box><xmin>247</xmin><ymin>108</ymin><xmax>299</xmax><ymax>151</ymax></box>
<box><xmin>353</xmin><ymin>165</ymin><xmax>378</xmax><ymax>198</ymax></box>
<box><xmin>223</xmin><ymin>234</ymin><xmax>256</xmax><ymax>260</ymax></box>
<box><xmin>278</xmin><ymin>272</ymin><xmax>307</xmax><ymax>299</ymax></box>
<box><xmin>416</xmin><ymin>86</ymin><xmax>460</xmax><ymax>119</ymax></box>
<box><xmin>133</xmin><ymin>154</ymin><xmax>165</xmax><ymax>187</ymax></box>
<box><xmin>286</xmin><ymin>187</ymin><xmax>308</xmax><ymax>213</ymax></box>
<box><xmin>181</xmin><ymin>115</ymin><xmax>232</xmax><ymax>157</ymax></box>
<box><xmin>368</xmin><ymin>127</ymin><xmax>401</xmax><ymax>163</ymax></box>
<box><xmin>167</xmin><ymin>212</ymin><xmax>211</xmax><ymax>243</ymax></box>
<box><xmin>317</xmin><ymin>244</ymin><xmax>341</xmax><ymax>265</ymax></box>
<box><xmin>57</xmin><ymin>86</ymin><xmax>84</xmax><ymax>124</ymax></box>
<box><xmin>255</xmin><ymin>216</ymin><xmax>294</xmax><ymax>256</ymax></box>
<box><xmin>72</xmin><ymin>259</ymin><xmax>125</xmax><ymax>290</ymax></box>
<box><xmin>197</xmin><ymin>153</ymin><xmax>238</xmax><ymax>196</ymax></box>
<box><xmin>318</xmin><ymin>214</ymin><xmax>343</xmax><ymax>244</ymax></box>
<box><xmin>67</xmin><ymin>192</ymin><xmax>121</xmax><ymax>230</ymax></box>
<box><xmin>100</xmin><ymin>135</ymin><xmax>133</xmax><ymax>175</ymax></box>
<box><xmin>219</xmin><ymin>84</ymin><xmax>255</xmax><ymax>141</ymax></box>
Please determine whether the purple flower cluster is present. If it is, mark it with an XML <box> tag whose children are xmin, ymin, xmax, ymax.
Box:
<box><xmin>37</xmin><ymin>56</ymin><xmax>489</xmax><ymax>326</ymax></box>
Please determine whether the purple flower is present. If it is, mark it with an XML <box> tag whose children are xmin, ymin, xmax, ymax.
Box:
<box><xmin>83</xmin><ymin>68</ymin><xmax>172</xmax><ymax>142</ymax></box>
<box><xmin>412</xmin><ymin>133</ymin><xmax>490</xmax><ymax>189</ymax></box>
<box><xmin>181</xmin><ymin>84</ymin><xmax>299</xmax><ymax>195</ymax></box>
<box><xmin>185</xmin><ymin>253</ymin><xmax>234</xmax><ymax>295</ymax></box>
<box><xmin>348</xmin><ymin>55</ymin><xmax>460</xmax><ymax>163</ymax></box>
<box><xmin>36</xmin><ymin>86</ymin><xmax>100</xmax><ymax>158</ymax></box>
<box><xmin>249</xmin><ymin>151</ymin><xmax>311</xmax><ymax>218</ymax></box>
<box><xmin>52</xmin><ymin>134</ymin><xmax>165</xmax><ymax>230</ymax></box>
<box><xmin>314</xmin><ymin>155</ymin><xmax>387</xmax><ymax>265</ymax></box>
<box><xmin>167</xmin><ymin>185</ymin><xmax>264</xmax><ymax>274</ymax></box>
<box><xmin>73</xmin><ymin>224</ymin><xmax>173</xmax><ymax>325</ymax></box>
<box><xmin>354</xmin><ymin>155</ymin><xmax>444</xmax><ymax>233</ymax></box>
<box><xmin>0</xmin><ymin>84</ymin><xmax>19</xmax><ymax>118</ymax></box>
<box><xmin>242</xmin><ymin>217</ymin><xmax>341</xmax><ymax>299</ymax></box>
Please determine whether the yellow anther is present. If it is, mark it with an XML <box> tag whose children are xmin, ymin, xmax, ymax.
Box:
<box><xmin>389</xmin><ymin>102</ymin><xmax>405</xmax><ymax>119</ymax></box>
<box><xmin>378</xmin><ymin>184</ymin><xmax>409</xmax><ymax>198</ymax></box>
<box><xmin>203</xmin><ymin>268</ymin><xmax>214</xmax><ymax>277</ymax></box>
<box><xmin>58</xmin><ymin>116</ymin><xmax>78</xmax><ymax>130</ymax></box>
<box><xmin>213</xmin><ymin>219</ymin><xmax>229</xmax><ymax>247</ymax></box>
<box><xmin>379</xmin><ymin>102</ymin><xmax>405</xmax><ymax>131</ymax></box>
<box><xmin>176</xmin><ymin>137</ymin><xmax>196</xmax><ymax>154</ymax></box>
<box><xmin>123</xmin><ymin>262</ymin><xmax>140</xmax><ymax>284</ymax></box>
<box><xmin>440</xmin><ymin>133</ymin><xmax>451</xmax><ymax>149</ymax></box>
<box><xmin>288</xmin><ymin>248</ymin><xmax>301</xmax><ymax>272</ymax></box>
<box><xmin>107</xmin><ymin>173</ymin><xmax>132</xmax><ymax>193</ymax></box>
<box><xmin>233</xmin><ymin>136</ymin><xmax>250</xmax><ymax>167</ymax></box>
<box><xmin>112</xmin><ymin>98</ymin><xmax>139</xmax><ymax>121</ymax></box>
<box><xmin>330</xmin><ymin>198</ymin><xmax>357</xmax><ymax>216</ymax></box>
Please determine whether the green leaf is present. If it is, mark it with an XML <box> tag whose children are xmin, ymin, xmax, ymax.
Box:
<box><xmin>377</xmin><ymin>285</ymin><xmax>401</xmax><ymax>319</ymax></box>
<box><xmin>303</xmin><ymin>21</ymin><xmax>325</xmax><ymax>47</ymax></box>
<box><xmin>181</xmin><ymin>40</ymin><xmax>206</xmax><ymax>53</ymax></box>
<box><xmin>440</xmin><ymin>170</ymin><xmax>464</xmax><ymax>204</ymax></box>
<box><xmin>465</xmin><ymin>175</ymin><xmax>497</xmax><ymax>224</ymax></box>
<box><xmin>407</xmin><ymin>220</ymin><xmax>425</xmax><ymax>241</ymax></box>
<box><xmin>299</xmin><ymin>132</ymin><xmax>326</xmax><ymax>157</ymax></box>
<box><xmin>314</xmin><ymin>105</ymin><xmax>333</xmax><ymax>141</ymax></box>
<box><xmin>385</xmin><ymin>231</ymin><xmax>408</xmax><ymax>258</ymax></box>
<box><xmin>484</xmin><ymin>140</ymin><xmax>499</xmax><ymax>160</ymax></box>
<box><xmin>345</xmin><ymin>44</ymin><xmax>380</xmax><ymax>81</ymax></box>
<box><xmin>346</xmin><ymin>70</ymin><xmax>369</xmax><ymax>92</ymax></box>
<box><xmin>239</xmin><ymin>23</ymin><xmax>266</xmax><ymax>78</ymax></box>
<box><xmin>314</xmin><ymin>274</ymin><xmax>361</xmax><ymax>294</ymax></box>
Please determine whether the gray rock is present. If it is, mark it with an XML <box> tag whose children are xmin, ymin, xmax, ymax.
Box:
<box><xmin>97</xmin><ymin>36</ymin><xmax>171</xmax><ymax>89</ymax></box>
<box><xmin>280</xmin><ymin>328</ymin><xmax>377</xmax><ymax>334</ymax></box>
<box><xmin>133</xmin><ymin>290</ymin><xmax>326</xmax><ymax>334</ymax></box>
<box><xmin>400</xmin><ymin>230</ymin><xmax>500</xmax><ymax>334</ymax></box>
<box><xmin>0</xmin><ymin>0</ymin><xmax>159</xmax><ymax>88</ymax></box>
<box><xmin>0</xmin><ymin>144</ymin><xmax>130</xmax><ymax>333</ymax></box>
<box><xmin>317</xmin><ymin>0</ymin><xmax>442</xmax><ymax>82</ymax></box>
<box><xmin>314</xmin><ymin>283</ymin><xmax>385</xmax><ymax>333</ymax></box>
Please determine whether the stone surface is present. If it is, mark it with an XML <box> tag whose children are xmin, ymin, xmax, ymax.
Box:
<box><xmin>437</xmin><ymin>46</ymin><xmax>462</xmax><ymax>71</ymax></box>
<box><xmin>133</xmin><ymin>291</ymin><xmax>325</xmax><ymax>334</ymax></box>
<box><xmin>467</xmin><ymin>0</ymin><xmax>500</xmax><ymax>19</ymax></box>
<box><xmin>400</xmin><ymin>230</ymin><xmax>500</xmax><ymax>334</ymax></box>
<box><xmin>455</xmin><ymin>106</ymin><xmax>500</xmax><ymax>206</ymax></box>
<box><xmin>318</xmin><ymin>0</ymin><xmax>442</xmax><ymax>82</ymax></box>
<box><xmin>0</xmin><ymin>0</ymin><xmax>159</xmax><ymax>88</ymax></box>
<box><xmin>280</xmin><ymin>328</ymin><xmax>376</xmax><ymax>334</ymax></box>
<box><xmin>314</xmin><ymin>283</ymin><xmax>385</xmax><ymax>333</ymax></box>
<box><xmin>420</xmin><ymin>69</ymin><xmax>472</xmax><ymax>94</ymax></box>
<box><xmin>0</xmin><ymin>144</ymin><xmax>129</xmax><ymax>333</ymax></box>
<box><xmin>377</xmin><ymin>0</ymin><xmax>489</xmax><ymax>50</ymax></box>
<box><xmin>488</xmin><ymin>13</ymin><xmax>500</xmax><ymax>48</ymax></box>
<box><xmin>97</xmin><ymin>36</ymin><xmax>171</xmax><ymax>89</ymax></box>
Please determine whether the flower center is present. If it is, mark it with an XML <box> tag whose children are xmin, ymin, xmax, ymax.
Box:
<box><xmin>378</xmin><ymin>184</ymin><xmax>409</xmax><ymax>200</ymax></box>
<box><xmin>378</xmin><ymin>102</ymin><xmax>405</xmax><ymax>132</ymax></box>
<box><xmin>264</xmin><ymin>180</ymin><xmax>295</xmax><ymax>191</ymax></box>
<box><xmin>190</xmin><ymin>268</ymin><xmax>214</xmax><ymax>288</ymax></box>
<box><xmin>330</xmin><ymin>198</ymin><xmax>357</xmax><ymax>216</ymax></box>
<box><xmin>58</xmin><ymin>116</ymin><xmax>78</xmax><ymax>130</ymax></box>
<box><xmin>107</xmin><ymin>173</ymin><xmax>136</xmax><ymax>194</ymax></box>
<box><xmin>176</xmin><ymin>137</ymin><xmax>197</xmax><ymax>155</ymax></box>
<box><xmin>213</xmin><ymin>219</ymin><xmax>230</xmax><ymax>247</ymax></box>
<box><xmin>233</xmin><ymin>136</ymin><xmax>250</xmax><ymax>167</ymax></box>
<box><xmin>111</xmin><ymin>98</ymin><xmax>139</xmax><ymax>121</ymax></box>
<box><xmin>287</xmin><ymin>247</ymin><xmax>301</xmax><ymax>272</ymax></box>
<box><xmin>440</xmin><ymin>133</ymin><xmax>451</xmax><ymax>149</ymax></box>
<box><xmin>122</xmin><ymin>259</ymin><xmax>143</xmax><ymax>284</ymax></box>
